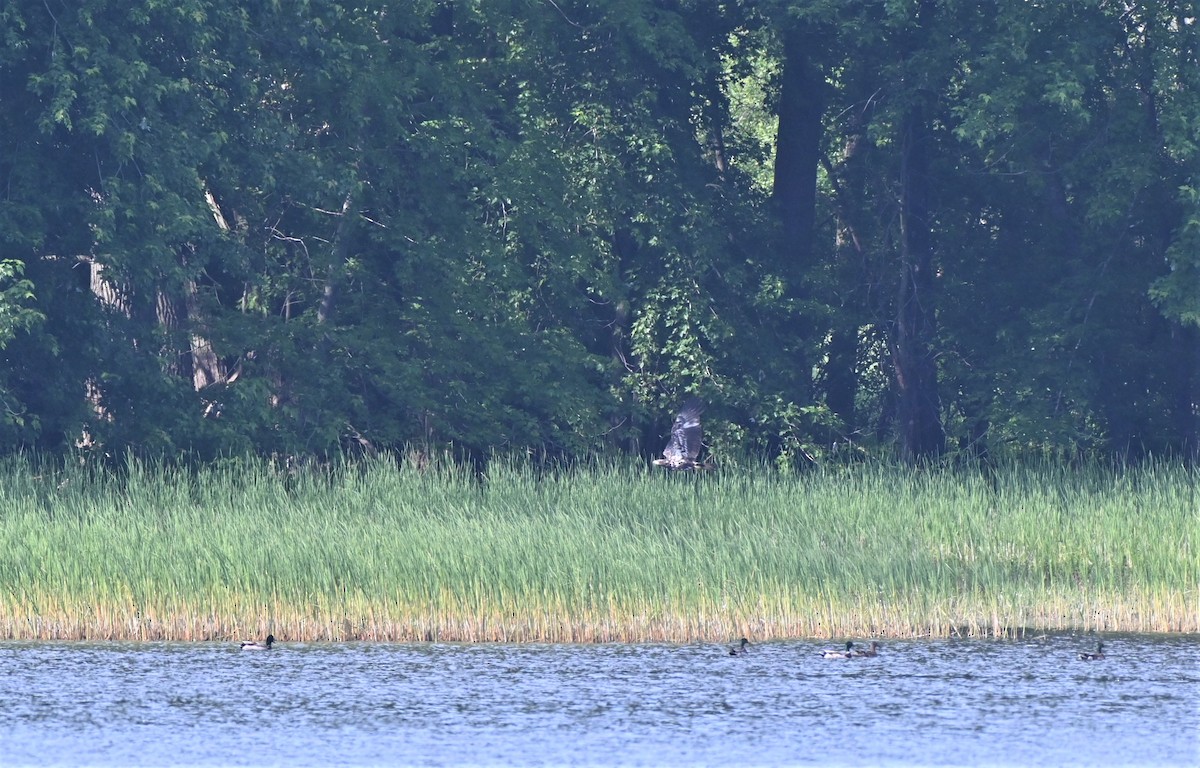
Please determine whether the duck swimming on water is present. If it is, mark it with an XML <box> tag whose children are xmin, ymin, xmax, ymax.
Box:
<box><xmin>820</xmin><ymin>641</ymin><xmax>855</xmax><ymax>659</ymax></box>
<box><xmin>852</xmin><ymin>641</ymin><xmax>880</xmax><ymax>657</ymax></box>
<box><xmin>240</xmin><ymin>634</ymin><xmax>275</xmax><ymax>651</ymax></box>
<box><xmin>1078</xmin><ymin>642</ymin><xmax>1105</xmax><ymax>661</ymax></box>
<box><xmin>728</xmin><ymin>637</ymin><xmax>751</xmax><ymax>656</ymax></box>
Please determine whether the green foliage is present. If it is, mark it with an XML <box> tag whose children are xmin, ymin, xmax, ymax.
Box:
<box><xmin>1151</xmin><ymin>185</ymin><xmax>1200</xmax><ymax>328</ymax></box>
<box><xmin>0</xmin><ymin>260</ymin><xmax>41</xmax><ymax>348</ymax></box>
<box><xmin>0</xmin><ymin>259</ymin><xmax>45</xmax><ymax>442</ymax></box>
<box><xmin>0</xmin><ymin>0</ymin><xmax>1195</xmax><ymax>464</ymax></box>
<box><xmin>0</xmin><ymin>457</ymin><xmax>1193</xmax><ymax>639</ymax></box>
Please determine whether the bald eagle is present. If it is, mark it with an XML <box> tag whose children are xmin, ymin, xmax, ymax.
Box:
<box><xmin>653</xmin><ymin>398</ymin><xmax>710</xmax><ymax>470</ymax></box>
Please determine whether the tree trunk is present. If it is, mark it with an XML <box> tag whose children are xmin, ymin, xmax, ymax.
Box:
<box><xmin>317</xmin><ymin>192</ymin><xmax>356</xmax><ymax>327</ymax></box>
<box><xmin>891</xmin><ymin>101</ymin><xmax>945</xmax><ymax>462</ymax></box>
<box><xmin>823</xmin><ymin>322</ymin><xmax>858</xmax><ymax>437</ymax></box>
<box><xmin>821</xmin><ymin>128</ymin><xmax>872</xmax><ymax>439</ymax></box>
<box><xmin>772</xmin><ymin>24</ymin><xmax>826</xmax><ymax>408</ymax></box>
<box><xmin>1176</xmin><ymin>322</ymin><xmax>1200</xmax><ymax>459</ymax></box>
<box><xmin>611</xmin><ymin>227</ymin><xmax>641</xmax><ymax>456</ymax></box>
<box><xmin>186</xmin><ymin>280</ymin><xmax>225</xmax><ymax>391</ymax></box>
<box><xmin>155</xmin><ymin>284</ymin><xmax>189</xmax><ymax>382</ymax></box>
<box><xmin>772</xmin><ymin>26</ymin><xmax>824</xmax><ymax>261</ymax></box>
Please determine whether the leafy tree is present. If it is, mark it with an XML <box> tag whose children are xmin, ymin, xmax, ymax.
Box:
<box><xmin>0</xmin><ymin>0</ymin><xmax>1195</xmax><ymax>465</ymax></box>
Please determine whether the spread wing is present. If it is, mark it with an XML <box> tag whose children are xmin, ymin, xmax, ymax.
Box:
<box><xmin>662</xmin><ymin>398</ymin><xmax>704</xmax><ymax>464</ymax></box>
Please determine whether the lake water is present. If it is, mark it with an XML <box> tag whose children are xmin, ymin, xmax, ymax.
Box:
<box><xmin>1</xmin><ymin>635</ymin><xmax>1196</xmax><ymax>766</ymax></box>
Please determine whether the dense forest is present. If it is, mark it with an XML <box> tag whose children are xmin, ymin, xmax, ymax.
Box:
<box><xmin>1</xmin><ymin>0</ymin><xmax>1197</xmax><ymax>466</ymax></box>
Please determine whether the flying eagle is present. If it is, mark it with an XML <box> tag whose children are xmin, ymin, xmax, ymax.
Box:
<box><xmin>653</xmin><ymin>397</ymin><xmax>710</xmax><ymax>470</ymax></box>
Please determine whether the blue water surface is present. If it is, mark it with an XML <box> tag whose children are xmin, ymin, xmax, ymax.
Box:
<box><xmin>1</xmin><ymin>635</ymin><xmax>1196</xmax><ymax>766</ymax></box>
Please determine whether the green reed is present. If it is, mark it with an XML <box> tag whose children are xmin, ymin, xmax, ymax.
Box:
<box><xmin>0</xmin><ymin>455</ymin><xmax>1194</xmax><ymax>641</ymax></box>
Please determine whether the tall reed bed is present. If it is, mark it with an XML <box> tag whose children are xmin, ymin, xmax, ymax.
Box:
<box><xmin>0</xmin><ymin>456</ymin><xmax>1194</xmax><ymax>641</ymax></box>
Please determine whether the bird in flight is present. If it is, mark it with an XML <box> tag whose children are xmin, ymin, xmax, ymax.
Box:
<box><xmin>653</xmin><ymin>398</ymin><xmax>711</xmax><ymax>470</ymax></box>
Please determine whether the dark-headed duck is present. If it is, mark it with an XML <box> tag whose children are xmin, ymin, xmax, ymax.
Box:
<box><xmin>241</xmin><ymin>634</ymin><xmax>275</xmax><ymax>651</ymax></box>
<box><xmin>820</xmin><ymin>641</ymin><xmax>855</xmax><ymax>659</ymax></box>
<box><xmin>1078</xmin><ymin>642</ymin><xmax>1105</xmax><ymax>661</ymax></box>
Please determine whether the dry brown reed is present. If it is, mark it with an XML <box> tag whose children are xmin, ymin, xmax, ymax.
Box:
<box><xmin>1</xmin><ymin>588</ymin><xmax>1193</xmax><ymax>643</ymax></box>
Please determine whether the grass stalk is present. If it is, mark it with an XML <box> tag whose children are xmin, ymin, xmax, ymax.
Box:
<box><xmin>0</xmin><ymin>455</ymin><xmax>1194</xmax><ymax>641</ymax></box>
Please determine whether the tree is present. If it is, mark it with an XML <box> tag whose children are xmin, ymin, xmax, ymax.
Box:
<box><xmin>1</xmin><ymin>0</ymin><xmax>1196</xmax><ymax>465</ymax></box>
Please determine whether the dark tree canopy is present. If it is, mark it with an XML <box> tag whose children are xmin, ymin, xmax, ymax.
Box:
<box><xmin>0</xmin><ymin>0</ymin><xmax>1195</xmax><ymax>466</ymax></box>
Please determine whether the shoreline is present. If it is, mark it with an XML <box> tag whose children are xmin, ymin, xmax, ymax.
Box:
<box><xmin>3</xmin><ymin>594</ymin><xmax>1194</xmax><ymax>642</ymax></box>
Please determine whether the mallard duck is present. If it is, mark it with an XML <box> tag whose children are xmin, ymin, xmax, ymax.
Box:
<box><xmin>819</xmin><ymin>641</ymin><xmax>855</xmax><ymax>659</ymax></box>
<box><xmin>852</xmin><ymin>641</ymin><xmax>880</xmax><ymax>657</ymax></box>
<box><xmin>240</xmin><ymin>634</ymin><xmax>275</xmax><ymax>651</ymax></box>
<box><xmin>653</xmin><ymin>398</ymin><xmax>712</xmax><ymax>470</ymax></box>
<box><xmin>728</xmin><ymin>637</ymin><xmax>751</xmax><ymax>656</ymax></box>
<box><xmin>1078</xmin><ymin>641</ymin><xmax>1105</xmax><ymax>661</ymax></box>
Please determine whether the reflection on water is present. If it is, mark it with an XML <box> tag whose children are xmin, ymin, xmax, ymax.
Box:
<box><xmin>1</xmin><ymin>635</ymin><xmax>1196</xmax><ymax>766</ymax></box>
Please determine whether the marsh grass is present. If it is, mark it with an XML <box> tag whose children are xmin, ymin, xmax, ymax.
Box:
<box><xmin>0</xmin><ymin>455</ymin><xmax>1194</xmax><ymax>642</ymax></box>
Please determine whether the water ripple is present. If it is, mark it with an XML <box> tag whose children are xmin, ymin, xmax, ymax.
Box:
<box><xmin>0</xmin><ymin>635</ymin><xmax>1196</xmax><ymax>766</ymax></box>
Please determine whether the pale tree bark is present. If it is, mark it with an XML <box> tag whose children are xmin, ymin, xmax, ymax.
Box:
<box><xmin>317</xmin><ymin>192</ymin><xmax>356</xmax><ymax>327</ymax></box>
